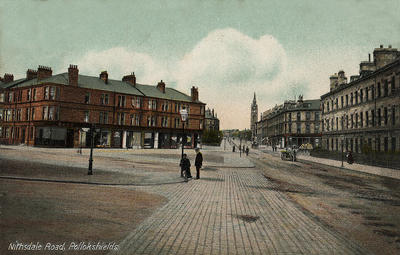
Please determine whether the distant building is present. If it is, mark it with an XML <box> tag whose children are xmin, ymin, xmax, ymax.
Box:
<box><xmin>321</xmin><ymin>45</ymin><xmax>400</xmax><ymax>153</ymax></box>
<box><xmin>250</xmin><ymin>92</ymin><xmax>258</xmax><ymax>141</ymax></box>
<box><xmin>258</xmin><ymin>96</ymin><xmax>322</xmax><ymax>148</ymax></box>
<box><xmin>0</xmin><ymin>65</ymin><xmax>205</xmax><ymax>149</ymax></box>
<box><xmin>204</xmin><ymin>108</ymin><xmax>220</xmax><ymax>131</ymax></box>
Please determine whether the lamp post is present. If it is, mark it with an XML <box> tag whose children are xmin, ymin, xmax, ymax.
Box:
<box><xmin>240</xmin><ymin>132</ymin><xmax>242</xmax><ymax>157</ymax></box>
<box><xmin>86</xmin><ymin>125</ymin><xmax>99</xmax><ymax>175</ymax></box>
<box><xmin>180</xmin><ymin>108</ymin><xmax>188</xmax><ymax>159</ymax></box>
<box><xmin>341</xmin><ymin>135</ymin><xmax>345</xmax><ymax>167</ymax></box>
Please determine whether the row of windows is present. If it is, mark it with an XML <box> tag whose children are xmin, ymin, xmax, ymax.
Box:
<box><xmin>323</xmin><ymin>76</ymin><xmax>398</xmax><ymax>113</ymax></box>
<box><xmin>287</xmin><ymin>111</ymin><xmax>320</xmax><ymax>121</ymax></box>
<box><xmin>0</xmin><ymin>106</ymin><xmax>58</xmax><ymax>122</ymax></box>
<box><xmin>326</xmin><ymin>136</ymin><xmax>397</xmax><ymax>153</ymax></box>
<box><xmin>323</xmin><ymin>106</ymin><xmax>396</xmax><ymax>131</ymax></box>
<box><xmin>0</xmin><ymin>126</ymin><xmax>34</xmax><ymax>139</ymax></box>
<box><xmin>0</xmin><ymin>86</ymin><xmax>59</xmax><ymax>103</ymax></box>
<box><xmin>83</xmin><ymin>110</ymin><xmax>203</xmax><ymax>129</ymax></box>
<box><xmin>286</xmin><ymin>122</ymin><xmax>320</xmax><ymax>134</ymax></box>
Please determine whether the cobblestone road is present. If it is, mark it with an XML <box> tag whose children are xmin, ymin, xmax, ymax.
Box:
<box><xmin>111</xmin><ymin>166</ymin><xmax>370</xmax><ymax>255</ymax></box>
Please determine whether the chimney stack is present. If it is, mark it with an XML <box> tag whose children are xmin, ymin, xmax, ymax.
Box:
<box><xmin>37</xmin><ymin>65</ymin><xmax>52</xmax><ymax>80</ymax></box>
<box><xmin>157</xmin><ymin>80</ymin><xmax>166</xmax><ymax>93</ymax></box>
<box><xmin>99</xmin><ymin>71</ymin><xmax>108</xmax><ymax>84</ymax></box>
<box><xmin>329</xmin><ymin>73</ymin><xmax>338</xmax><ymax>91</ymax></box>
<box><xmin>337</xmin><ymin>70</ymin><xmax>347</xmax><ymax>85</ymax></box>
<box><xmin>122</xmin><ymin>72</ymin><xmax>136</xmax><ymax>86</ymax></box>
<box><xmin>191</xmin><ymin>86</ymin><xmax>199</xmax><ymax>102</ymax></box>
<box><xmin>68</xmin><ymin>65</ymin><xmax>79</xmax><ymax>86</ymax></box>
<box><xmin>26</xmin><ymin>69</ymin><xmax>38</xmax><ymax>80</ymax></box>
<box><xmin>3</xmin><ymin>73</ymin><xmax>14</xmax><ymax>83</ymax></box>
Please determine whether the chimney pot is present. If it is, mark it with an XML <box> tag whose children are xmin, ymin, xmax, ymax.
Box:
<box><xmin>380</xmin><ymin>45</ymin><xmax>383</xmax><ymax>48</ymax></box>
<box><xmin>26</xmin><ymin>69</ymin><xmax>38</xmax><ymax>80</ymax></box>
<box><xmin>191</xmin><ymin>86</ymin><xmax>199</xmax><ymax>102</ymax></box>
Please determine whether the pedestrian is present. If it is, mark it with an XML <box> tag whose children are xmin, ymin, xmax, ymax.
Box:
<box><xmin>233</xmin><ymin>145</ymin><xmax>235</xmax><ymax>152</ymax></box>
<box><xmin>195</xmin><ymin>148</ymin><xmax>203</xmax><ymax>179</ymax></box>
<box><xmin>346</xmin><ymin>151</ymin><xmax>354</xmax><ymax>164</ymax></box>
<box><xmin>246</xmin><ymin>146</ymin><xmax>249</xmax><ymax>156</ymax></box>
<box><xmin>180</xmin><ymin>154</ymin><xmax>192</xmax><ymax>180</ymax></box>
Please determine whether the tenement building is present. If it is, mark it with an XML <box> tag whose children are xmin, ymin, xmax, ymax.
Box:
<box><xmin>204</xmin><ymin>108</ymin><xmax>220</xmax><ymax>131</ymax></box>
<box><xmin>0</xmin><ymin>65</ymin><xmax>205</xmax><ymax>148</ymax></box>
<box><xmin>258</xmin><ymin>96</ymin><xmax>321</xmax><ymax>148</ymax></box>
<box><xmin>321</xmin><ymin>45</ymin><xmax>400</xmax><ymax>153</ymax></box>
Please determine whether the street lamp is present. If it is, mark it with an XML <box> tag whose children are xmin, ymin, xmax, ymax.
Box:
<box><xmin>180</xmin><ymin>108</ymin><xmax>188</xmax><ymax>159</ymax></box>
<box><xmin>86</xmin><ymin>125</ymin><xmax>99</xmax><ymax>175</ymax></box>
<box><xmin>340</xmin><ymin>135</ymin><xmax>345</xmax><ymax>167</ymax></box>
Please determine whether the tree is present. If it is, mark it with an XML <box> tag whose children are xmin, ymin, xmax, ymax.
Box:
<box><xmin>202</xmin><ymin>130</ymin><xmax>223</xmax><ymax>145</ymax></box>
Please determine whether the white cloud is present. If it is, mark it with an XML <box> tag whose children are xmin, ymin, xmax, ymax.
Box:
<box><xmin>174</xmin><ymin>28</ymin><xmax>288</xmax><ymax>129</ymax></box>
<box><xmin>64</xmin><ymin>47</ymin><xmax>170</xmax><ymax>84</ymax></box>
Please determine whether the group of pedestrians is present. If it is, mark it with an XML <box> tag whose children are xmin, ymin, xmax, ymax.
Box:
<box><xmin>232</xmin><ymin>144</ymin><xmax>250</xmax><ymax>156</ymax></box>
<box><xmin>180</xmin><ymin>148</ymin><xmax>203</xmax><ymax>181</ymax></box>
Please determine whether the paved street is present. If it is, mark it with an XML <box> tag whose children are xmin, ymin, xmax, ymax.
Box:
<box><xmin>1</xmin><ymin>144</ymin><xmax>399</xmax><ymax>254</ymax></box>
<box><xmin>112</xmin><ymin>165</ymin><xmax>368</xmax><ymax>255</ymax></box>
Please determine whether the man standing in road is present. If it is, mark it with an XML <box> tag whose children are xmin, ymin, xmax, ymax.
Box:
<box><xmin>195</xmin><ymin>148</ymin><xmax>203</xmax><ymax>179</ymax></box>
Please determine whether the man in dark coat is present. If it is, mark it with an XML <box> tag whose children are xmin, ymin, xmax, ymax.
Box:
<box><xmin>180</xmin><ymin>154</ymin><xmax>192</xmax><ymax>180</ymax></box>
<box><xmin>195</xmin><ymin>148</ymin><xmax>203</xmax><ymax>179</ymax></box>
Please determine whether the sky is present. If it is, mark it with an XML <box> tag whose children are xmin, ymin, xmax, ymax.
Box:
<box><xmin>1</xmin><ymin>0</ymin><xmax>399</xmax><ymax>129</ymax></box>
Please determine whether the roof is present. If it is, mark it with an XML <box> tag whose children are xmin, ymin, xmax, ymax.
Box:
<box><xmin>264</xmin><ymin>99</ymin><xmax>321</xmax><ymax>119</ymax></box>
<box><xmin>5</xmin><ymin>73</ymin><xmax>203</xmax><ymax>103</ymax></box>
<box><xmin>321</xmin><ymin>58</ymin><xmax>400</xmax><ymax>99</ymax></box>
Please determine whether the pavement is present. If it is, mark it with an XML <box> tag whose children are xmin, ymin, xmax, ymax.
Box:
<box><xmin>258</xmin><ymin>145</ymin><xmax>400</xmax><ymax>180</ymax></box>
<box><xmin>110</xmin><ymin>164</ymin><xmax>369</xmax><ymax>254</ymax></box>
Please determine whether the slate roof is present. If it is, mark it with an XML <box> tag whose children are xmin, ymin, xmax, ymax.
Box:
<box><xmin>4</xmin><ymin>73</ymin><xmax>202</xmax><ymax>103</ymax></box>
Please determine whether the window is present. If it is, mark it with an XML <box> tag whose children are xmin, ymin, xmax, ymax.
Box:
<box><xmin>384</xmin><ymin>137</ymin><xmax>388</xmax><ymax>152</ymax></box>
<box><xmin>306</xmin><ymin>123</ymin><xmax>310</xmax><ymax>133</ymax></box>
<box><xmin>130</xmin><ymin>114</ymin><xmax>140</xmax><ymax>126</ymax></box>
<box><xmin>0</xmin><ymin>109</ymin><xmax>3</xmax><ymax>121</ymax></box>
<box><xmin>50</xmin><ymin>87</ymin><xmax>56</xmax><ymax>100</ymax></box>
<box><xmin>175</xmin><ymin>118</ymin><xmax>180</xmax><ymax>128</ymax></box>
<box><xmin>336</xmin><ymin>138</ymin><xmax>338</xmax><ymax>151</ymax></box>
<box><xmin>384</xmin><ymin>80</ymin><xmax>388</xmax><ymax>96</ymax></box>
<box><xmin>366</xmin><ymin>111</ymin><xmax>369</xmax><ymax>127</ymax></box>
<box><xmin>314</xmin><ymin>122</ymin><xmax>319</xmax><ymax>133</ymax></box>
<box><xmin>384</xmin><ymin>107</ymin><xmax>388</xmax><ymax>125</ymax></box>
<box><xmin>117</xmin><ymin>112</ymin><xmax>125</xmax><ymax>125</ymax></box>
<box><xmin>288</xmin><ymin>123</ymin><xmax>292</xmax><ymax>133</ymax></box>
<box><xmin>33</xmin><ymin>89</ymin><xmax>36</xmax><ymax>101</ymax></box>
<box><xmin>99</xmin><ymin>112</ymin><xmax>108</xmax><ymax>124</ymax></box>
<box><xmin>161</xmin><ymin>116</ymin><xmax>169</xmax><ymax>127</ymax></box>
<box><xmin>377</xmin><ymin>83</ymin><xmax>381</xmax><ymax>97</ymax></box>
<box><xmin>43</xmin><ymin>106</ymin><xmax>48</xmax><ymax>120</ymax></box>
<box><xmin>84</xmin><ymin>111</ymin><xmax>90</xmax><ymax>123</ymax></box>
<box><xmin>377</xmin><ymin>108</ymin><xmax>381</xmax><ymax>126</ymax></box>
<box><xmin>306</xmin><ymin>112</ymin><xmax>311</xmax><ymax>121</ymax></box>
<box><xmin>351</xmin><ymin>114</ymin><xmax>353</xmax><ymax>128</ymax></box>
<box><xmin>25</xmin><ymin>108</ymin><xmax>30</xmax><ymax>121</ymax></box>
<box><xmin>8</xmin><ymin>92</ymin><xmax>13</xmax><ymax>102</ymax></box>
<box><xmin>118</xmin><ymin>95</ymin><xmax>126</xmax><ymax>107</ymax></box>
<box><xmin>376</xmin><ymin>137</ymin><xmax>381</xmax><ymax>151</ymax></box>
<box><xmin>132</xmin><ymin>97</ymin><xmax>141</xmax><ymax>108</ymax></box>
<box><xmin>341</xmin><ymin>96</ymin><xmax>343</xmax><ymax>108</ymax></box>
<box><xmin>360</xmin><ymin>112</ymin><xmax>363</xmax><ymax>127</ymax></box>
<box><xmin>392</xmin><ymin>137</ymin><xmax>396</xmax><ymax>152</ymax></box>
<box><xmin>31</xmin><ymin>107</ymin><xmax>35</xmax><ymax>120</ymax></box>
<box><xmin>355</xmin><ymin>113</ymin><xmax>358</xmax><ymax>128</ymax></box>
<box><xmin>340</xmin><ymin>116</ymin><xmax>344</xmax><ymax>130</ymax></box>
<box><xmin>350</xmin><ymin>93</ymin><xmax>353</xmax><ymax>106</ymax></box>
<box><xmin>327</xmin><ymin>102</ymin><xmax>330</xmax><ymax>112</ymax></box>
<box><xmin>393</xmin><ymin>107</ymin><xmax>396</xmax><ymax>125</ymax></box>
<box><xmin>335</xmin><ymin>98</ymin><xmax>338</xmax><ymax>109</ymax></box>
<box><xmin>315</xmin><ymin>112</ymin><xmax>320</xmax><ymax>121</ymax></box>
<box><xmin>296</xmin><ymin>123</ymin><xmax>301</xmax><ymax>133</ymax></box>
<box><xmin>44</xmin><ymin>87</ymin><xmax>50</xmax><ymax>100</ymax></box>
<box><xmin>148</xmin><ymin>99</ymin><xmax>157</xmax><ymax>110</ymax></box>
<box><xmin>365</xmin><ymin>87</ymin><xmax>369</xmax><ymax>101</ymax></box>
<box><xmin>100</xmin><ymin>94</ymin><xmax>109</xmax><ymax>105</ymax></box>
<box><xmin>346</xmin><ymin>95</ymin><xmax>348</xmax><ymax>107</ymax></box>
<box><xmin>297</xmin><ymin>112</ymin><xmax>301</xmax><ymax>121</ymax></box>
<box><xmin>391</xmin><ymin>76</ymin><xmax>396</xmax><ymax>94</ymax></box>
<box><xmin>48</xmin><ymin>106</ymin><xmax>57</xmax><ymax>120</ymax></box>
<box><xmin>372</xmin><ymin>110</ymin><xmax>375</xmax><ymax>126</ymax></box>
<box><xmin>360</xmin><ymin>89</ymin><xmax>363</xmax><ymax>103</ymax></box>
<box><xmin>336</xmin><ymin>117</ymin><xmax>338</xmax><ymax>130</ymax></box>
<box><xmin>84</xmin><ymin>92</ymin><xmax>90</xmax><ymax>104</ymax></box>
<box><xmin>355</xmin><ymin>91</ymin><xmax>358</xmax><ymax>104</ymax></box>
<box><xmin>371</xmin><ymin>85</ymin><xmax>375</xmax><ymax>99</ymax></box>
<box><xmin>0</xmin><ymin>93</ymin><xmax>4</xmax><ymax>102</ymax></box>
<box><xmin>27</xmin><ymin>89</ymin><xmax>31</xmax><ymax>101</ymax></box>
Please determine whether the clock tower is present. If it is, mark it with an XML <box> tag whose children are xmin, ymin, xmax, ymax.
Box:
<box><xmin>250</xmin><ymin>92</ymin><xmax>258</xmax><ymax>141</ymax></box>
